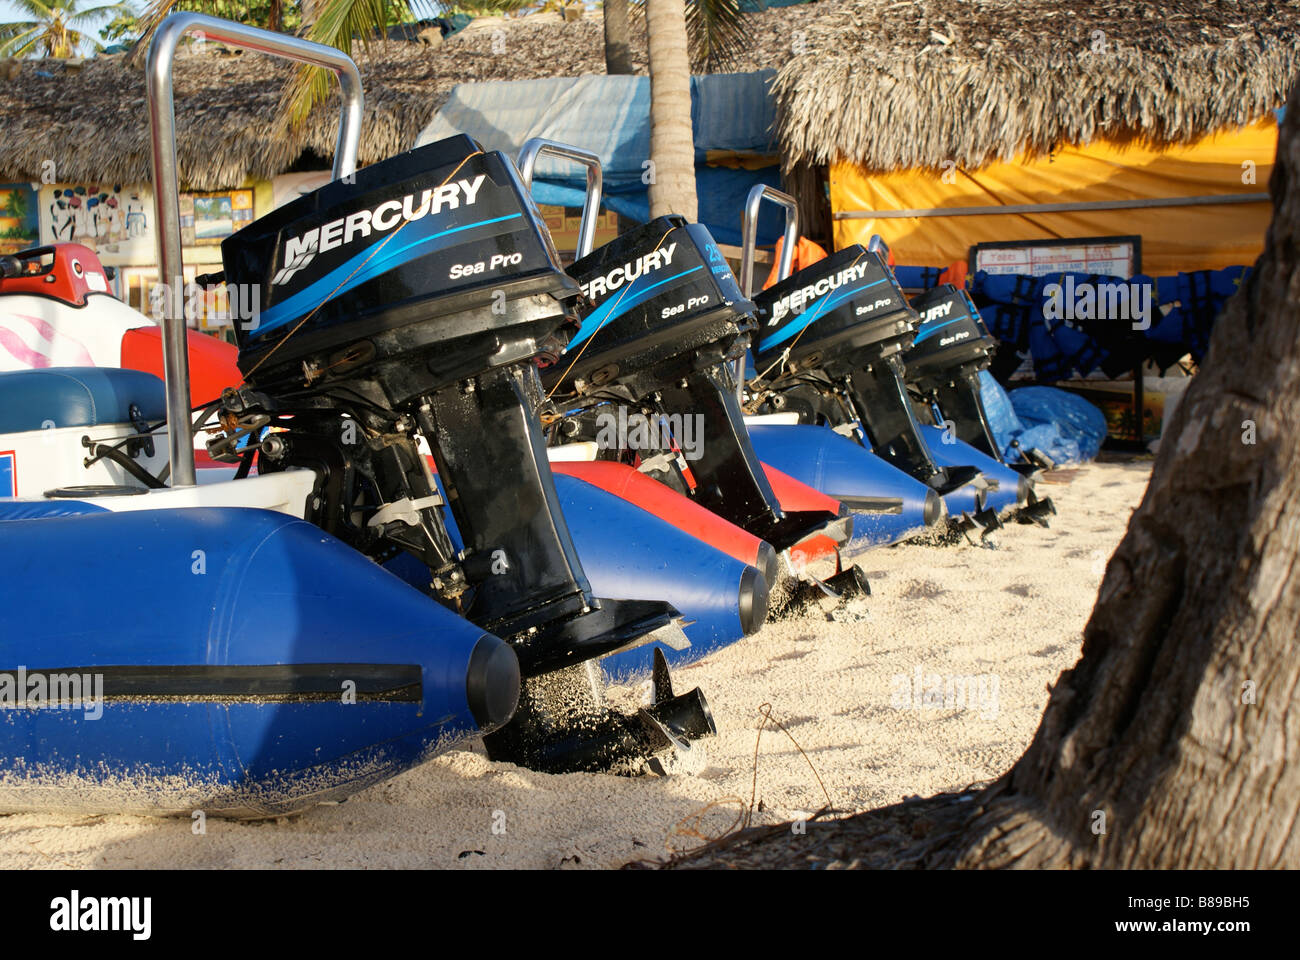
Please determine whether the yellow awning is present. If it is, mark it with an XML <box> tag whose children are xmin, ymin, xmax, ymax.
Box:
<box><xmin>830</xmin><ymin>118</ymin><xmax>1277</xmax><ymax>275</ymax></box>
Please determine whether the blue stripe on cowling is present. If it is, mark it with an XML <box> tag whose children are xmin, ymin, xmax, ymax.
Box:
<box><xmin>757</xmin><ymin>277</ymin><xmax>888</xmax><ymax>353</ymax></box>
<box><xmin>913</xmin><ymin>315</ymin><xmax>966</xmax><ymax>345</ymax></box>
<box><xmin>256</xmin><ymin>213</ymin><xmax>524</xmax><ymax>335</ymax></box>
<box><xmin>567</xmin><ymin>265</ymin><xmax>705</xmax><ymax>349</ymax></box>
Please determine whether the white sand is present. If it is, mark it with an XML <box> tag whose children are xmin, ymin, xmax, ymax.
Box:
<box><xmin>0</xmin><ymin>460</ymin><xmax>1151</xmax><ymax>869</ymax></box>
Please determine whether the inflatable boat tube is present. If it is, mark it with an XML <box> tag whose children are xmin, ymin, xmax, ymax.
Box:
<box><xmin>553</xmin><ymin>460</ymin><xmax>778</xmax><ymax>584</ymax></box>
<box><xmin>918</xmin><ymin>423</ymin><xmax>1025</xmax><ymax>515</ymax></box>
<box><xmin>0</xmin><ymin>504</ymin><xmax>518</xmax><ymax>818</ymax></box>
<box><xmin>747</xmin><ymin>423</ymin><xmax>941</xmax><ymax>548</ymax></box>
<box><xmin>555</xmin><ymin>474</ymin><xmax>765</xmax><ymax>680</ymax></box>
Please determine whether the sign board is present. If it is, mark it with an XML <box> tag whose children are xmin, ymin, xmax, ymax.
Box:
<box><xmin>0</xmin><ymin>184</ymin><xmax>39</xmax><ymax>256</ymax></box>
<box><xmin>180</xmin><ymin>189</ymin><xmax>255</xmax><ymax>246</ymax></box>
<box><xmin>970</xmin><ymin>235</ymin><xmax>1141</xmax><ymax>278</ymax></box>
<box><xmin>39</xmin><ymin>184</ymin><xmax>155</xmax><ymax>265</ymax></box>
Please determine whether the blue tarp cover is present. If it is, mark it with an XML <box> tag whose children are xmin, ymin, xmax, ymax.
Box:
<box><xmin>416</xmin><ymin>72</ymin><xmax>785</xmax><ymax>246</ymax></box>
<box><xmin>980</xmin><ymin>372</ymin><xmax>1108</xmax><ymax>465</ymax></box>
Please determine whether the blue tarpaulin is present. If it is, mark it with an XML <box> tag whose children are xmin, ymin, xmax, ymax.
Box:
<box><xmin>980</xmin><ymin>372</ymin><xmax>1108</xmax><ymax>465</ymax></box>
<box><xmin>416</xmin><ymin>72</ymin><xmax>785</xmax><ymax>246</ymax></box>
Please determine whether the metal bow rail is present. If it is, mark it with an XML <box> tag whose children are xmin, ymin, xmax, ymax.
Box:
<box><xmin>147</xmin><ymin>13</ymin><xmax>364</xmax><ymax>485</ymax></box>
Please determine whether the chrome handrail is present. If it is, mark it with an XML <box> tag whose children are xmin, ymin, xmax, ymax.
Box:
<box><xmin>147</xmin><ymin>13</ymin><xmax>364</xmax><ymax>485</ymax></box>
<box><xmin>516</xmin><ymin>139</ymin><xmax>604</xmax><ymax>259</ymax></box>
<box><xmin>737</xmin><ymin>184</ymin><xmax>799</xmax><ymax>298</ymax></box>
<box><xmin>735</xmin><ymin>184</ymin><xmax>799</xmax><ymax>402</ymax></box>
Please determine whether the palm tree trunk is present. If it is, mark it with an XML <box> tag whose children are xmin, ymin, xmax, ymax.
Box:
<box><xmin>603</xmin><ymin>0</ymin><xmax>634</xmax><ymax>74</ymax></box>
<box><xmin>604</xmin><ymin>0</ymin><xmax>638</xmax><ymax>232</ymax></box>
<box><xmin>930</xmin><ymin>93</ymin><xmax>1300</xmax><ymax>868</ymax></box>
<box><xmin>645</xmin><ymin>0</ymin><xmax>697</xmax><ymax>221</ymax></box>
<box><xmin>671</xmin><ymin>79</ymin><xmax>1300</xmax><ymax>872</ymax></box>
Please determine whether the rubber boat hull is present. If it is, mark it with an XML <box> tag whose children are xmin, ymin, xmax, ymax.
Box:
<box><xmin>552</xmin><ymin>460</ymin><xmax>779</xmax><ymax>584</ymax></box>
<box><xmin>917</xmin><ymin>423</ymin><xmax>1025</xmax><ymax>515</ymax></box>
<box><xmin>553</xmin><ymin>459</ymin><xmax>847</xmax><ymax>579</ymax></box>
<box><xmin>553</xmin><ymin>474</ymin><xmax>766</xmax><ymax>680</ymax></box>
<box><xmin>746</xmin><ymin>424</ymin><xmax>940</xmax><ymax>548</ymax></box>
<box><xmin>0</xmin><ymin>504</ymin><xmax>518</xmax><ymax>818</ymax></box>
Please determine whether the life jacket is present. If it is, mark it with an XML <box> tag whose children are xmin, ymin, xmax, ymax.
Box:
<box><xmin>893</xmin><ymin>265</ymin><xmax>944</xmax><ymax>290</ymax></box>
<box><xmin>762</xmin><ymin>236</ymin><xmax>829</xmax><ymax>290</ymax></box>
<box><xmin>938</xmin><ymin>259</ymin><xmax>968</xmax><ymax>289</ymax></box>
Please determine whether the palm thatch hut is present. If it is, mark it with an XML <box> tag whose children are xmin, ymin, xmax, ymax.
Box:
<box><xmin>0</xmin><ymin>14</ymin><xmax>612</xmax><ymax>190</ymax></box>
<box><xmin>0</xmin><ymin>7</ymin><xmax>816</xmax><ymax>190</ymax></box>
<box><xmin>768</xmin><ymin>0</ymin><xmax>1300</xmax><ymax>274</ymax></box>
<box><xmin>4</xmin><ymin>0</ymin><xmax>1295</xmax><ymax>275</ymax></box>
<box><xmin>0</xmin><ymin>7</ymin><xmax>828</xmax><ymax>292</ymax></box>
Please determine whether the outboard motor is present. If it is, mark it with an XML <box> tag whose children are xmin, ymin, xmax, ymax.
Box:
<box><xmin>906</xmin><ymin>284</ymin><xmax>1056</xmax><ymax>525</ymax></box>
<box><xmin>748</xmin><ymin>232</ymin><xmax>995</xmax><ymax>529</ymax></box>
<box><xmin>536</xmin><ymin>182</ymin><xmax>842</xmax><ymax>554</ymax></box>
<box><xmin>217</xmin><ymin>134</ymin><xmax>712</xmax><ymax>772</ymax></box>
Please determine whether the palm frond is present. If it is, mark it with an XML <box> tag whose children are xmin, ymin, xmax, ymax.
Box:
<box><xmin>0</xmin><ymin>22</ymin><xmax>42</xmax><ymax>54</ymax></box>
<box><xmin>285</xmin><ymin>0</ymin><xmax>400</xmax><ymax>126</ymax></box>
<box><xmin>131</xmin><ymin>1</ymin><xmax>206</xmax><ymax>52</ymax></box>
<box><xmin>0</xmin><ymin>20</ymin><xmax>41</xmax><ymax>38</ymax></box>
<box><xmin>684</xmin><ymin>0</ymin><xmax>750</xmax><ymax>72</ymax></box>
<box><xmin>5</xmin><ymin>0</ymin><xmax>56</xmax><ymax>20</ymax></box>
<box><xmin>127</xmin><ymin>1</ymin><xmax>248</xmax><ymax>65</ymax></box>
<box><xmin>68</xmin><ymin>2</ymin><xmax>134</xmax><ymax>26</ymax></box>
<box><xmin>127</xmin><ymin>0</ymin><xmax>178</xmax><ymax>64</ymax></box>
<box><xmin>63</xmin><ymin>26</ymin><xmax>106</xmax><ymax>51</ymax></box>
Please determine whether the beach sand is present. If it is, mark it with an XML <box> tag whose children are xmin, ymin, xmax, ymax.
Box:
<box><xmin>0</xmin><ymin>459</ymin><xmax>1152</xmax><ymax>869</ymax></box>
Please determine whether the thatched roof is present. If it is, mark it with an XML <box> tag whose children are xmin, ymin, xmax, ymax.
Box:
<box><xmin>0</xmin><ymin>9</ymin><xmax>799</xmax><ymax>189</ymax></box>
<box><xmin>5</xmin><ymin>1</ymin><xmax>1296</xmax><ymax>188</ymax></box>
<box><xmin>773</xmin><ymin>0</ymin><xmax>1300</xmax><ymax>172</ymax></box>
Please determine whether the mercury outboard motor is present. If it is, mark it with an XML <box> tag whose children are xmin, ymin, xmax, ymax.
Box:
<box><xmin>748</xmin><ymin>235</ymin><xmax>993</xmax><ymax>528</ymax></box>
<box><xmin>906</xmin><ymin>284</ymin><xmax>1056</xmax><ymax>525</ymax></box>
<box><xmin>216</xmin><ymin>134</ymin><xmax>712</xmax><ymax>772</ymax></box>
<box><xmin>906</xmin><ymin>285</ymin><xmax>1002</xmax><ymax>458</ymax></box>
<box><xmin>537</xmin><ymin>200</ymin><xmax>843</xmax><ymax>556</ymax></box>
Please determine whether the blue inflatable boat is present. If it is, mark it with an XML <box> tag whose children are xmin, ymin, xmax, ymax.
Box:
<box><xmin>746</xmin><ymin>422</ymin><xmax>942</xmax><ymax>548</ymax></box>
<box><xmin>0</xmin><ymin>16</ymin><xmax>745</xmax><ymax>801</ymax></box>
<box><xmin>0</xmin><ymin>503</ymin><xmax>517</xmax><ymax>817</ymax></box>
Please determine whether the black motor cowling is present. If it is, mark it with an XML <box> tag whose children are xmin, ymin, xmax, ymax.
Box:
<box><xmin>543</xmin><ymin>217</ymin><xmax>753</xmax><ymax>394</ymax></box>
<box><xmin>751</xmin><ymin>244</ymin><xmax>914</xmax><ymax>377</ymax></box>
<box><xmin>216</xmin><ymin>135</ymin><xmax>680</xmax><ymax>703</ymax></box>
<box><xmin>905</xmin><ymin>286</ymin><xmax>1057</xmax><ymax>529</ymax></box>
<box><xmin>904</xmin><ymin>284</ymin><xmax>1003</xmax><ymax>461</ymax></box>
<box><xmin>543</xmin><ymin>217</ymin><xmax>840</xmax><ymax>551</ymax></box>
<box><xmin>750</xmin><ymin>245</ymin><xmax>981</xmax><ymax>497</ymax></box>
<box><xmin>224</xmin><ymin>134</ymin><xmax>577</xmax><ymax>400</ymax></box>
